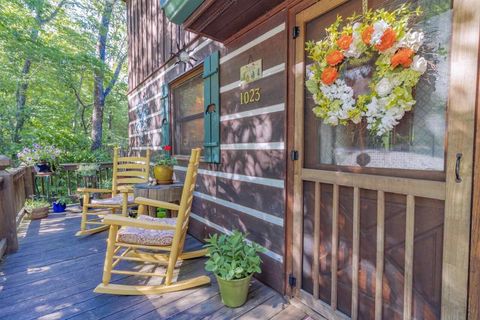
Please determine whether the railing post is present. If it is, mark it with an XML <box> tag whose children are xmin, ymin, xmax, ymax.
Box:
<box><xmin>0</xmin><ymin>155</ymin><xmax>18</xmax><ymax>253</ymax></box>
<box><xmin>24</xmin><ymin>166</ymin><xmax>34</xmax><ymax>198</ymax></box>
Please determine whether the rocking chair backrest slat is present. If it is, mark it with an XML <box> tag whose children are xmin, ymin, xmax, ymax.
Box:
<box><xmin>111</xmin><ymin>148</ymin><xmax>151</xmax><ymax>196</ymax></box>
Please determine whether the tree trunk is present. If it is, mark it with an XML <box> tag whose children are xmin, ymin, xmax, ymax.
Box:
<box><xmin>13</xmin><ymin>59</ymin><xmax>32</xmax><ymax>143</ymax></box>
<box><xmin>91</xmin><ymin>80</ymin><xmax>105</xmax><ymax>150</ymax></box>
<box><xmin>13</xmin><ymin>29</ymin><xmax>39</xmax><ymax>144</ymax></box>
<box><xmin>90</xmin><ymin>0</ymin><xmax>115</xmax><ymax>151</ymax></box>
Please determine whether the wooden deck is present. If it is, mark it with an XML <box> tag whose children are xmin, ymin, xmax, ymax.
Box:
<box><xmin>0</xmin><ymin>210</ymin><xmax>309</xmax><ymax>320</ymax></box>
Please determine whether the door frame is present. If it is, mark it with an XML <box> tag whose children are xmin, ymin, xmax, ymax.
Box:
<box><xmin>285</xmin><ymin>0</ymin><xmax>480</xmax><ymax>318</ymax></box>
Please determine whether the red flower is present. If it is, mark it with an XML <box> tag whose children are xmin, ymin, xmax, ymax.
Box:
<box><xmin>326</xmin><ymin>50</ymin><xmax>345</xmax><ymax>66</ymax></box>
<box><xmin>321</xmin><ymin>67</ymin><xmax>339</xmax><ymax>85</ymax></box>
<box><xmin>391</xmin><ymin>48</ymin><xmax>414</xmax><ymax>68</ymax></box>
<box><xmin>362</xmin><ymin>26</ymin><xmax>374</xmax><ymax>44</ymax></box>
<box><xmin>375</xmin><ymin>28</ymin><xmax>397</xmax><ymax>52</ymax></box>
<box><xmin>162</xmin><ymin>145</ymin><xmax>172</xmax><ymax>151</ymax></box>
<box><xmin>337</xmin><ymin>34</ymin><xmax>353</xmax><ymax>50</ymax></box>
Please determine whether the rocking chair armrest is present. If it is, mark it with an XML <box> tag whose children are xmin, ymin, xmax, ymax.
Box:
<box><xmin>77</xmin><ymin>188</ymin><xmax>112</xmax><ymax>193</ymax></box>
<box><xmin>102</xmin><ymin>214</ymin><xmax>176</xmax><ymax>231</ymax></box>
<box><xmin>118</xmin><ymin>185</ymin><xmax>133</xmax><ymax>193</ymax></box>
<box><xmin>135</xmin><ymin>197</ymin><xmax>180</xmax><ymax>211</ymax></box>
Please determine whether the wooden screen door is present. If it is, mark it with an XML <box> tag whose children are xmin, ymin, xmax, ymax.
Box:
<box><xmin>291</xmin><ymin>0</ymin><xmax>478</xmax><ymax>319</ymax></box>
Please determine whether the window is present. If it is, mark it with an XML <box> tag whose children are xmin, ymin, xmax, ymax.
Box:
<box><xmin>172</xmin><ymin>68</ymin><xmax>204</xmax><ymax>156</ymax></box>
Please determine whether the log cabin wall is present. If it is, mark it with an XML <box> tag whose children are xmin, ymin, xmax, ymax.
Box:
<box><xmin>126</xmin><ymin>0</ymin><xmax>197</xmax><ymax>91</ymax></box>
<box><xmin>126</xmin><ymin>2</ymin><xmax>288</xmax><ymax>292</ymax></box>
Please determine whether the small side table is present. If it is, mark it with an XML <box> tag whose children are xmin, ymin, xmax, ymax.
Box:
<box><xmin>133</xmin><ymin>182</ymin><xmax>183</xmax><ymax>217</ymax></box>
<box><xmin>34</xmin><ymin>172</ymin><xmax>54</xmax><ymax>201</ymax></box>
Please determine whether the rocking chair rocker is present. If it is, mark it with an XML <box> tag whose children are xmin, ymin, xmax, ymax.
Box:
<box><xmin>76</xmin><ymin>147</ymin><xmax>151</xmax><ymax>236</ymax></box>
<box><xmin>94</xmin><ymin>148</ymin><xmax>210</xmax><ymax>295</ymax></box>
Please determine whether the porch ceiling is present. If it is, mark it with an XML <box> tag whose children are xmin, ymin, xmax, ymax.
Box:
<box><xmin>184</xmin><ymin>0</ymin><xmax>285</xmax><ymax>42</ymax></box>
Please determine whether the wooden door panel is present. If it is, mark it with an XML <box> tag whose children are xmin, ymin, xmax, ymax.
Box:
<box><xmin>292</xmin><ymin>0</ymin><xmax>476</xmax><ymax>318</ymax></box>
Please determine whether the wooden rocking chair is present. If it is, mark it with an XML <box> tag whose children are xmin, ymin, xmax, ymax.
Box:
<box><xmin>76</xmin><ymin>147</ymin><xmax>151</xmax><ymax>236</ymax></box>
<box><xmin>94</xmin><ymin>148</ymin><xmax>210</xmax><ymax>295</ymax></box>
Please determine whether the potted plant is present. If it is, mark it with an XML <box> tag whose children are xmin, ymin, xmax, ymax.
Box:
<box><xmin>204</xmin><ymin>231</ymin><xmax>265</xmax><ymax>308</ymax></box>
<box><xmin>25</xmin><ymin>199</ymin><xmax>50</xmax><ymax>220</ymax></box>
<box><xmin>17</xmin><ymin>144</ymin><xmax>62</xmax><ymax>173</ymax></box>
<box><xmin>52</xmin><ymin>196</ymin><xmax>69</xmax><ymax>213</ymax></box>
<box><xmin>153</xmin><ymin>145</ymin><xmax>177</xmax><ymax>184</ymax></box>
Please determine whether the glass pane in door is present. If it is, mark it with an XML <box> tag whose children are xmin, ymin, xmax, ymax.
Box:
<box><xmin>303</xmin><ymin>0</ymin><xmax>452</xmax><ymax>172</ymax></box>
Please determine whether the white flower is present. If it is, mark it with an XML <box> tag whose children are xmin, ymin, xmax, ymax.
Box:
<box><xmin>411</xmin><ymin>56</ymin><xmax>427</xmax><ymax>74</ymax></box>
<box><xmin>327</xmin><ymin>115</ymin><xmax>339</xmax><ymax>125</ymax></box>
<box><xmin>376</xmin><ymin>78</ymin><xmax>393</xmax><ymax>97</ymax></box>
<box><xmin>352</xmin><ymin>114</ymin><xmax>362</xmax><ymax>124</ymax></box>
<box><xmin>398</xmin><ymin>31</ymin><xmax>424</xmax><ymax>52</ymax></box>
<box><xmin>371</xmin><ymin>20</ymin><xmax>389</xmax><ymax>45</ymax></box>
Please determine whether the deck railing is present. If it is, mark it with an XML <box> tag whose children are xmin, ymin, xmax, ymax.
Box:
<box><xmin>0</xmin><ymin>155</ymin><xmax>34</xmax><ymax>256</ymax></box>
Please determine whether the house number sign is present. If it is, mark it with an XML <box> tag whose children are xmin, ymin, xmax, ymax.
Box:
<box><xmin>240</xmin><ymin>88</ymin><xmax>261</xmax><ymax>105</ymax></box>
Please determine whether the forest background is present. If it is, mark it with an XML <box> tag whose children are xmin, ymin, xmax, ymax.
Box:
<box><xmin>0</xmin><ymin>0</ymin><xmax>128</xmax><ymax>164</ymax></box>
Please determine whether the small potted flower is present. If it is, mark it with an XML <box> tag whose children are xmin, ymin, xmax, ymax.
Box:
<box><xmin>17</xmin><ymin>144</ymin><xmax>62</xmax><ymax>173</ymax></box>
<box><xmin>204</xmin><ymin>231</ymin><xmax>265</xmax><ymax>308</ymax></box>
<box><xmin>25</xmin><ymin>199</ymin><xmax>50</xmax><ymax>220</ymax></box>
<box><xmin>52</xmin><ymin>196</ymin><xmax>69</xmax><ymax>213</ymax></box>
<box><xmin>153</xmin><ymin>145</ymin><xmax>177</xmax><ymax>184</ymax></box>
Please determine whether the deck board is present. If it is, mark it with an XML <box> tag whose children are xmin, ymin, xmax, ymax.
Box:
<box><xmin>0</xmin><ymin>212</ymin><xmax>307</xmax><ymax>320</ymax></box>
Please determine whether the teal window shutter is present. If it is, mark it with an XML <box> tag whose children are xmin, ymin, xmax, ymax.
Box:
<box><xmin>203</xmin><ymin>51</ymin><xmax>220</xmax><ymax>163</ymax></box>
<box><xmin>160</xmin><ymin>84</ymin><xmax>170</xmax><ymax>147</ymax></box>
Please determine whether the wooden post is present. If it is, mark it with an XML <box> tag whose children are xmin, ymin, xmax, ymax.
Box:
<box><xmin>24</xmin><ymin>166</ymin><xmax>34</xmax><ymax>198</ymax></box>
<box><xmin>0</xmin><ymin>156</ymin><xmax>19</xmax><ymax>253</ymax></box>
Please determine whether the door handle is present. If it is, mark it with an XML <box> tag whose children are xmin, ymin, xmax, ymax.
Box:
<box><xmin>455</xmin><ymin>153</ymin><xmax>462</xmax><ymax>183</ymax></box>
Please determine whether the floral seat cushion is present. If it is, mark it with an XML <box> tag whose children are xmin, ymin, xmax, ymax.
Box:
<box><xmin>117</xmin><ymin>215</ymin><xmax>177</xmax><ymax>246</ymax></box>
<box><xmin>91</xmin><ymin>194</ymin><xmax>134</xmax><ymax>206</ymax></box>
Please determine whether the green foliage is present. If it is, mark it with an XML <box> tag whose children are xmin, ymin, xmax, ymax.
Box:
<box><xmin>54</xmin><ymin>195</ymin><xmax>70</xmax><ymax>205</ymax></box>
<box><xmin>76</xmin><ymin>163</ymin><xmax>100</xmax><ymax>177</ymax></box>
<box><xmin>204</xmin><ymin>231</ymin><xmax>265</xmax><ymax>281</ymax></box>
<box><xmin>25</xmin><ymin>199</ymin><xmax>50</xmax><ymax>209</ymax></box>
<box><xmin>99</xmin><ymin>178</ymin><xmax>112</xmax><ymax>190</ymax></box>
<box><xmin>0</xmin><ymin>0</ymin><xmax>128</xmax><ymax>163</ymax></box>
<box><xmin>156</xmin><ymin>208</ymin><xmax>167</xmax><ymax>218</ymax></box>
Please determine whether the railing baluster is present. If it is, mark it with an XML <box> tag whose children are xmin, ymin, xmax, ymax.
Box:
<box><xmin>375</xmin><ymin>190</ymin><xmax>385</xmax><ymax>320</ymax></box>
<box><xmin>313</xmin><ymin>182</ymin><xmax>321</xmax><ymax>299</ymax></box>
<box><xmin>403</xmin><ymin>195</ymin><xmax>415</xmax><ymax>320</ymax></box>
<box><xmin>331</xmin><ymin>184</ymin><xmax>339</xmax><ymax>310</ymax></box>
<box><xmin>351</xmin><ymin>186</ymin><xmax>360</xmax><ymax>319</ymax></box>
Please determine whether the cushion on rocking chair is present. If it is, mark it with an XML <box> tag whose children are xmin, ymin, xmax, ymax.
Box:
<box><xmin>91</xmin><ymin>194</ymin><xmax>134</xmax><ymax>206</ymax></box>
<box><xmin>117</xmin><ymin>215</ymin><xmax>177</xmax><ymax>246</ymax></box>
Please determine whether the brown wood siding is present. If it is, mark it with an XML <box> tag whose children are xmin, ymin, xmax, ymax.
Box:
<box><xmin>125</xmin><ymin>0</ymin><xmax>197</xmax><ymax>91</ymax></box>
<box><xmin>127</xmin><ymin>2</ymin><xmax>288</xmax><ymax>293</ymax></box>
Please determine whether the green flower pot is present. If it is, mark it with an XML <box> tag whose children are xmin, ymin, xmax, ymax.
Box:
<box><xmin>216</xmin><ymin>274</ymin><xmax>252</xmax><ymax>308</ymax></box>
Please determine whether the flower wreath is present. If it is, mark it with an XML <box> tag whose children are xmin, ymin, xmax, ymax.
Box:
<box><xmin>305</xmin><ymin>5</ymin><xmax>427</xmax><ymax>136</ymax></box>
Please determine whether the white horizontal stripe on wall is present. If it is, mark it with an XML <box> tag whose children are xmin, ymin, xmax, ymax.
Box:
<box><xmin>130</xmin><ymin>128</ymin><xmax>162</xmax><ymax>138</ymax></box>
<box><xmin>129</xmin><ymin>38</ymin><xmax>216</xmax><ymax>100</ymax></box>
<box><xmin>193</xmin><ymin>191</ymin><xmax>284</xmax><ymax>227</ymax></box>
<box><xmin>131</xmin><ymin>146</ymin><xmax>162</xmax><ymax>151</ymax></box>
<box><xmin>220</xmin><ymin>23</ymin><xmax>285</xmax><ymax>65</ymax></box>
<box><xmin>220</xmin><ymin>63</ymin><xmax>285</xmax><ymax>94</ymax></box>
<box><xmin>174</xmin><ymin>165</ymin><xmax>284</xmax><ymax>189</ymax></box>
<box><xmin>190</xmin><ymin>212</ymin><xmax>283</xmax><ymax>263</ymax></box>
<box><xmin>220</xmin><ymin>103</ymin><xmax>285</xmax><ymax>122</ymax></box>
<box><xmin>129</xmin><ymin>91</ymin><xmax>163</xmax><ymax>113</ymax></box>
<box><xmin>129</xmin><ymin>109</ymin><xmax>164</xmax><ymax>126</ymax></box>
<box><xmin>220</xmin><ymin>142</ymin><xmax>285</xmax><ymax>150</ymax></box>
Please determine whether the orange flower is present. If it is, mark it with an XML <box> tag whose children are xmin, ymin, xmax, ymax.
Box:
<box><xmin>362</xmin><ymin>26</ymin><xmax>374</xmax><ymax>44</ymax></box>
<box><xmin>391</xmin><ymin>48</ymin><xmax>414</xmax><ymax>68</ymax></box>
<box><xmin>321</xmin><ymin>67</ymin><xmax>338</xmax><ymax>85</ymax></box>
<box><xmin>337</xmin><ymin>34</ymin><xmax>353</xmax><ymax>50</ymax></box>
<box><xmin>375</xmin><ymin>28</ymin><xmax>397</xmax><ymax>52</ymax></box>
<box><xmin>326</xmin><ymin>50</ymin><xmax>344</xmax><ymax>66</ymax></box>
